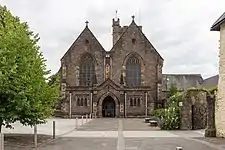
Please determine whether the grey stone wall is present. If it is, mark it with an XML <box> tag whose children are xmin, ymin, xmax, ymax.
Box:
<box><xmin>57</xmin><ymin>18</ymin><xmax>163</xmax><ymax>118</ymax></box>
<box><xmin>180</xmin><ymin>90</ymin><xmax>207</xmax><ymax>130</ymax></box>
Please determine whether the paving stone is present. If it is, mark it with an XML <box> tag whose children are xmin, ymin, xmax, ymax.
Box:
<box><xmin>3</xmin><ymin>118</ymin><xmax>225</xmax><ymax>150</ymax></box>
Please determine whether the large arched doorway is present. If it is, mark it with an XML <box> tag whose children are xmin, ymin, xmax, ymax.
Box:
<box><xmin>102</xmin><ymin>96</ymin><xmax>116</xmax><ymax>117</ymax></box>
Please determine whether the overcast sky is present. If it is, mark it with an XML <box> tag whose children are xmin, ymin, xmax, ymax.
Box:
<box><xmin>1</xmin><ymin>0</ymin><xmax>224</xmax><ymax>79</ymax></box>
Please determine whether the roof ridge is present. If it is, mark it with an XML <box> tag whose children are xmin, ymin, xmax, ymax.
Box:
<box><xmin>211</xmin><ymin>12</ymin><xmax>225</xmax><ymax>31</ymax></box>
<box><xmin>61</xmin><ymin>26</ymin><xmax>105</xmax><ymax>60</ymax></box>
<box><xmin>110</xmin><ymin>20</ymin><xmax>163</xmax><ymax>60</ymax></box>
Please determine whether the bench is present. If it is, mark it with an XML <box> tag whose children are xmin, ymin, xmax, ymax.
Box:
<box><xmin>145</xmin><ymin>117</ymin><xmax>151</xmax><ymax>123</ymax></box>
<box><xmin>149</xmin><ymin>120</ymin><xmax>158</xmax><ymax>127</ymax></box>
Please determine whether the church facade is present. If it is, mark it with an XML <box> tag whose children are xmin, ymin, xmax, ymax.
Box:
<box><xmin>58</xmin><ymin>16</ymin><xmax>164</xmax><ymax>118</ymax></box>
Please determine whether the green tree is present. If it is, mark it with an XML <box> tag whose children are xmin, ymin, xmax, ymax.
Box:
<box><xmin>168</xmin><ymin>84</ymin><xmax>178</xmax><ymax>98</ymax></box>
<box><xmin>48</xmin><ymin>72</ymin><xmax>60</xmax><ymax>87</ymax></box>
<box><xmin>0</xmin><ymin>6</ymin><xmax>58</xmax><ymax>132</ymax></box>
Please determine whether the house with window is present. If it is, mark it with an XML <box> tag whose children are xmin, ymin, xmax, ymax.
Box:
<box><xmin>211</xmin><ymin>12</ymin><xmax>225</xmax><ymax>137</ymax></box>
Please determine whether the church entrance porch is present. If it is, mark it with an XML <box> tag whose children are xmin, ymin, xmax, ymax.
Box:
<box><xmin>102</xmin><ymin>96</ymin><xmax>115</xmax><ymax>117</ymax></box>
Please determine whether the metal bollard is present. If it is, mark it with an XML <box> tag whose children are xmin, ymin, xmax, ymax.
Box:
<box><xmin>82</xmin><ymin>116</ymin><xmax>83</xmax><ymax>125</ymax></box>
<box><xmin>86</xmin><ymin>114</ymin><xmax>88</xmax><ymax>123</ymax></box>
<box><xmin>53</xmin><ymin>121</ymin><xmax>55</xmax><ymax>139</ymax></box>
<box><xmin>176</xmin><ymin>147</ymin><xmax>183</xmax><ymax>150</ymax></box>
<box><xmin>89</xmin><ymin>114</ymin><xmax>91</xmax><ymax>120</ymax></box>
<box><xmin>34</xmin><ymin>125</ymin><xmax>37</xmax><ymax>148</ymax></box>
<box><xmin>76</xmin><ymin>117</ymin><xmax>78</xmax><ymax>129</ymax></box>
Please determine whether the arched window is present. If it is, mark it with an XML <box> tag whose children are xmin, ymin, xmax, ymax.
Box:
<box><xmin>137</xmin><ymin>98</ymin><xmax>141</xmax><ymax>107</ymax></box>
<box><xmin>79</xmin><ymin>54</ymin><xmax>96</xmax><ymax>86</ymax></box>
<box><xmin>84</xmin><ymin>98</ymin><xmax>87</xmax><ymax>106</ymax></box>
<box><xmin>126</xmin><ymin>56</ymin><xmax>141</xmax><ymax>87</ymax></box>
<box><xmin>130</xmin><ymin>98</ymin><xmax>133</xmax><ymax>107</ymax></box>
<box><xmin>134</xmin><ymin>98</ymin><xmax>137</xmax><ymax>106</ymax></box>
<box><xmin>81</xmin><ymin>98</ymin><xmax>84</xmax><ymax>106</ymax></box>
<box><xmin>77</xmin><ymin>98</ymin><xmax>80</xmax><ymax>106</ymax></box>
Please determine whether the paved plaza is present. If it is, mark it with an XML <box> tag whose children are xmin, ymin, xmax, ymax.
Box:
<box><xmin>2</xmin><ymin>117</ymin><xmax>92</xmax><ymax>136</ymax></box>
<box><xmin>2</xmin><ymin>118</ymin><xmax>225</xmax><ymax>150</ymax></box>
<box><xmin>24</xmin><ymin>118</ymin><xmax>225</xmax><ymax>150</ymax></box>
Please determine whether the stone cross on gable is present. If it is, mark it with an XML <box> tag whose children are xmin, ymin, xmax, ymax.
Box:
<box><xmin>85</xmin><ymin>21</ymin><xmax>89</xmax><ymax>27</ymax></box>
<box><xmin>132</xmin><ymin>15</ymin><xmax>135</xmax><ymax>21</ymax></box>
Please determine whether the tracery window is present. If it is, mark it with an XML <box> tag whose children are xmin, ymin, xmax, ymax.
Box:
<box><xmin>79</xmin><ymin>54</ymin><xmax>96</xmax><ymax>86</ymax></box>
<box><xmin>126</xmin><ymin>56</ymin><xmax>141</xmax><ymax>87</ymax></box>
<box><xmin>137</xmin><ymin>98</ymin><xmax>141</xmax><ymax>107</ymax></box>
<box><xmin>84</xmin><ymin>98</ymin><xmax>87</xmax><ymax>106</ymax></box>
<box><xmin>130</xmin><ymin>98</ymin><xmax>133</xmax><ymax>106</ymax></box>
<box><xmin>128</xmin><ymin>96</ymin><xmax>142</xmax><ymax>107</ymax></box>
<box><xmin>77</xmin><ymin>97</ymin><xmax>88</xmax><ymax>107</ymax></box>
<box><xmin>134</xmin><ymin>98</ymin><xmax>137</xmax><ymax>106</ymax></box>
<box><xmin>77</xmin><ymin>98</ymin><xmax>81</xmax><ymax>106</ymax></box>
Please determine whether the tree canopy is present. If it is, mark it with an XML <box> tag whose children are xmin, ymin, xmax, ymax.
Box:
<box><xmin>0</xmin><ymin>5</ymin><xmax>59</xmax><ymax>131</ymax></box>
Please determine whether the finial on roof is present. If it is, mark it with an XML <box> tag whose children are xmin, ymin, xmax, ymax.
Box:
<box><xmin>115</xmin><ymin>10</ymin><xmax>118</xmax><ymax>20</ymax></box>
<box><xmin>85</xmin><ymin>21</ymin><xmax>89</xmax><ymax>27</ymax></box>
<box><xmin>132</xmin><ymin>15</ymin><xmax>135</xmax><ymax>21</ymax></box>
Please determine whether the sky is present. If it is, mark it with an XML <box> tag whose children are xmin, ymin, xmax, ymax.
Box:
<box><xmin>0</xmin><ymin>0</ymin><xmax>224</xmax><ymax>79</ymax></box>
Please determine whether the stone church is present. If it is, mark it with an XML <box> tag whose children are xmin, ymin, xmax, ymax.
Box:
<box><xmin>58</xmin><ymin>16</ymin><xmax>164</xmax><ymax>118</ymax></box>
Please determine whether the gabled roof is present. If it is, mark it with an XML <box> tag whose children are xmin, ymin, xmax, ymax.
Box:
<box><xmin>162</xmin><ymin>74</ymin><xmax>203</xmax><ymax>91</ymax></box>
<box><xmin>211</xmin><ymin>12</ymin><xmax>225</xmax><ymax>31</ymax></box>
<box><xmin>96</xmin><ymin>78</ymin><xmax>121</xmax><ymax>91</ymax></box>
<box><xmin>202</xmin><ymin>74</ymin><xmax>218</xmax><ymax>89</ymax></box>
<box><xmin>110</xmin><ymin>20</ymin><xmax>163</xmax><ymax>61</ymax></box>
<box><xmin>60</xmin><ymin>25</ymin><xmax>105</xmax><ymax>61</ymax></box>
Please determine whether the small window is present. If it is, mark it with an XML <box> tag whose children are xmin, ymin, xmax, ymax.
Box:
<box><xmin>77</xmin><ymin>98</ymin><xmax>80</xmax><ymax>106</ymax></box>
<box><xmin>85</xmin><ymin>39</ymin><xmax>89</xmax><ymax>45</ymax></box>
<box><xmin>130</xmin><ymin>98</ymin><xmax>133</xmax><ymax>107</ymax></box>
<box><xmin>81</xmin><ymin>98</ymin><xmax>84</xmax><ymax>106</ymax></box>
<box><xmin>132</xmin><ymin>38</ymin><xmax>136</xmax><ymax>44</ymax></box>
<box><xmin>137</xmin><ymin>98</ymin><xmax>141</xmax><ymax>107</ymax></box>
<box><xmin>84</xmin><ymin>98</ymin><xmax>87</xmax><ymax>106</ymax></box>
<box><xmin>134</xmin><ymin>98</ymin><xmax>137</xmax><ymax>106</ymax></box>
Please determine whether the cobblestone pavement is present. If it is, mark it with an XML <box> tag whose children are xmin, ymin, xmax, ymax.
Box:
<box><xmin>33</xmin><ymin>118</ymin><xmax>225</xmax><ymax>150</ymax></box>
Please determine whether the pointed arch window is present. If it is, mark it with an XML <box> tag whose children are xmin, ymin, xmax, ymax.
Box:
<box><xmin>126</xmin><ymin>56</ymin><xmax>141</xmax><ymax>87</ymax></box>
<box><xmin>79</xmin><ymin>54</ymin><xmax>96</xmax><ymax>86</ymax></box>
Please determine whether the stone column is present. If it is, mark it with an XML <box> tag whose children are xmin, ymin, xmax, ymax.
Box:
<box><xmin>69</xmin><ymin>92</ymin><xmax>72</xmax><ymax>118</ymax></box>
<box><xmin>145</xmin><ymin>92</ymin><xmax>148</xmax><ymax>117</ymax></box>
<box><xmin>180</xmin><ymin>95</ymin><xmax>192</xmax><ymax>130</ymax></box>
<box><xmin>124</xmin><ymin>92</ymin><xmax>127</xmax><ymax>118</ymax></box>
<box><xmin>90</xmin><ymin>92</ymin><xmax>93</xmax><ymax>113</ymax></box>
<box><xmin>205</xmin><ymin>93</ymin><xmax>216</xmax><ymax>137</ymax></box>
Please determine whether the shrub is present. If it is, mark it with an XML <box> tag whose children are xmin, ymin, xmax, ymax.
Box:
<box><xmin>160</xmin><ymin>105</ymin><xmax>180</xmax><ymax>130</ymax></box>
<box><xmin>151</xmin><ymin>87</ymin><xmax>182</xmax><ymax>130</ymax></box>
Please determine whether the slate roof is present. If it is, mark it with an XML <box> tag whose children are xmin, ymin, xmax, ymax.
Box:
<box><xmin>162</xmin><ymin>74</ymin><xmax>203</xmax><ymax>91</ymax></box>
<box><xmin>202</xmin><ymin>75</ymin><xmax>218</xmax><ymax>89</ymax></box>
<box><xmin>110</xmin><ymin>20</ymin><xmax>164</xmax><ymax>61</ymax></box>
<box><xmin>60</xmin><ymin>26</ymin><xmax>105</xmax><ymax>61</ymax></box>
<box><xmin>211</xmin><ymin>12</ymin><xmax>225</xmax><ymax>31</ymax></box>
